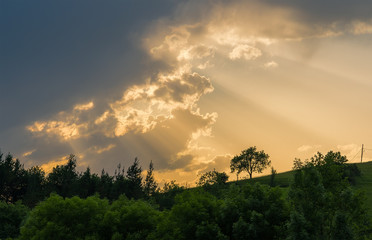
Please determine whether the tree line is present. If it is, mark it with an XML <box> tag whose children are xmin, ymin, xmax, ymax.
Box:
<box><xmin>0</xmin><ymin>152</ymin><xmax>159</xmax><ymax>208</ymax></box>
<box><xmin>0</xmin><ymin>147</ymin><xmax>371</xmax><ymax>239</ymax></box>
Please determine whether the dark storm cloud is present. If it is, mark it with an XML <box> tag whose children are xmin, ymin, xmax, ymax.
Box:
<box><xmin>1</xmin><ymin>0</ymin><xmax>368</xmax><ymax>133</ymax></box>
<box><xmin>0</xmin><ymin>0</ymin><xmax>179</xmax><ymax>132</ymax></box>
<box><xmin>263</xmin><ymin>0</ymin><xmax>372</xmax><ymax>22</ymax></box>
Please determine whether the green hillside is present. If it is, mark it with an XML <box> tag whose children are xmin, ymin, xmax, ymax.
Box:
<box><xmin>235</xmin><ymin>170</ymin><xmax>294</xmax><ymax>187</ymax></box>
<box><xmin>353</xmin><ymin>161</ymin><xmax>372</xmax><ymax>214</ymax></box>
<box><xmin>238</xmin><ymin>161</ymin><xmax>372</xmax><ymax>216</ymax></box>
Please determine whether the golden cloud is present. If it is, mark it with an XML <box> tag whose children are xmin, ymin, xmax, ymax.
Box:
<box><xmin>349</xmin><ymin>20</ymin><xmax>372</xmax><ymax>35</ymax></box>
<box><xmin>73</xmin><ymin>101</ymin><xmax>94</xmax><ymax>111</ymax></box>
<box><xmin>40</xmin><ymin>157</ymin><xmax>68</xmax><ymax>173</ymax></box>
<box><xmin>229</xmin><ymin>44</ymin><xmax>262</xmax><ymax>60</ymax></box>
<box><xmin>27</xmin><ymin>114</ymin><xmax>88</xmax><ymax>141</ymax></box>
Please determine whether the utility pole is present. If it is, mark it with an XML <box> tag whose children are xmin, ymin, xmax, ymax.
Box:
<box><xmin>361</xmin><ymin>144</ymin><xmax>364</xmax><ymax>163</ymax></box>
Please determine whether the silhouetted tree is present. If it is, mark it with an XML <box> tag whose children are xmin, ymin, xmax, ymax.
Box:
<box><xmin>230</xmin><ymin>155</ymin><xmax>243</xmax><ymax>182</ymax></box>
<box><xmin>47</xmin><ymin>154</ymin><xmax>78</xmax><ymax>197</ymax></box>
<box><xmin>144</xmin><ymin>160</ymin><xmax>157</xmax><ymax>197</ymax></box>
<box><xmin>78</xmin><ymin>167</ymin><xmax>100</xmax><ymax>198</ymax></box>
<box><xmin>126</xmin><ymin>157</ymin><xmax>143</xmax><ymax>199</ymax></box>
<box><xmin>98</xmin><ymin>169</ymin><xmax>113</xmax><ymax>200</ymax></box>
<box><xmin>23</xmin><ymin>166</ymin><xmax>46</xmax><ymax>207</ymax></box>
<box><xmin>197</xmin><ymin>170</ymin><xmax>229</xmax><ymax>187</ymax></box>
<box><xmin>0</xmin><ymin>152</ymin><xmax>27</xmax><ymax>203</ymax></box>
<box><xmin>230</xmin><ymin>147</ymin><xmax>270</xmax><ymax>179</ymax></box>
<box><xmin>111</xmin><ymin>163</ymin><xmax>130</xmax><ymax>200</ymax></box>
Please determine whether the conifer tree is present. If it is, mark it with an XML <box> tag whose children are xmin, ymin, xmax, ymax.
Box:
<box><xmin>144</xmin><ymin>160</ymin><xmax>157</xmax><ymax>197</ymax></box>
<box><xmin>126</xmin><ymin>157</ymin><xmax>143</xmax><ymax>199</ymax></box>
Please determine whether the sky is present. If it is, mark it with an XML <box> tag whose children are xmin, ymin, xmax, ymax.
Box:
<box><xmin>1</xmin><ymin>0</ymin><xmax>372</xmax><ymax>185</ymax></box>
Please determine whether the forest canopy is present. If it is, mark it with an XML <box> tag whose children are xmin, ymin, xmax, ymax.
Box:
<box><xmin>0</xmin><ymin>148</ymin><xmax>370</xmax><ymax>240</ymax></box>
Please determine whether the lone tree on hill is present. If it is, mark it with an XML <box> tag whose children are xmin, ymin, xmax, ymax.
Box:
<box><xmin>230</xmin><ymin>146</ymin><xmax>271</xmax><ymax>180</ymax></box>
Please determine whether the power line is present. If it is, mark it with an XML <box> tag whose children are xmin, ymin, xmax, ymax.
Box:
<box><xmin>350</xmin><ymin>149</ymin><xmax>361</xmax><ymax>162</ymax></box>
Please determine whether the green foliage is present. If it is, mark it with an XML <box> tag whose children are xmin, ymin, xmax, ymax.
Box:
<box><xmin>103</xmin><ymin>196</ymin><xmax>160</xmax><ymax>239</ymax></box>
<box><xmin>154</xmin><ymin>190</ymin><xmax>222</xmax><ymax>240</ymax></box>
<box><xmin>230</xmin><ymin>146</ymin><xmax>271</xmax><ymax>179</ymax></box>
<box><xmin>288</xmin><ymin>162</ymin><xmax>371</xmax><ymax>240</ymax></box>
<box><xmin>286</xmin><ymin>211</ymin><xmax>310</xmax><ymax>240</ymax></box>
<box><xmin>195</xmin><ymin>221</ymin><xmax>228</xmax><ymax>240</ymax></box>
<box><xmin>153</xmin><ymin>183</ymin><xmax>289</xmax><ymax>240</ymax></box>
<box><xmin>293</xmin><ymin>151</ymin><xmax>361</xmax><ymax>188</ymax></box>
<box><xmin>232</xmin><ymin>217</ymin><xmax>251</xmax><ymax>240</ymax></box>
<box><xmin>287</xmin><ymin>167</ymin><xmax>327</xmax><ymax>239</ymax></box>
<box><xmin>0</xmin><ymin>201</ymin><xmax>28</xmax><ymax>239</ymax></box>
<box><xmin>154</xmin><ymin>181</ymin><xmax>185</xmax><ymax>210</ymax></box>
<box><xmin>18</xmin><ymin>194</ymin><xmax>161</xmax><ymax>240</ymax></box>
<box><xmin>1</xmin><ymin>148</ymin><xmax>372</xmax><ymax>240</ymax></box>
<box><xmin>220</xmin><ymin>183</ymin><xmax>289</xmax><ymax>240</ymax></box>
<box><xmin>344</xmin><ymin>163</ymin><xmax>362</xmax><ymax>185</ymax></box>
<box><xmin>19</xmin><ymin>194</ymin><xmax>109</xmax><ymax>240</ymax></box>
<box><xmin>330</xmin><ymin>211</ymin><xmax>355</xmax><ymax>240</ymax></box>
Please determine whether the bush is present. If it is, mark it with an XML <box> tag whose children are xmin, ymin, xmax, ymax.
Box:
<box><xmin>0</xmin><ymin>201</ymin><xmax>28</xmax><ymax>239</ymax></box>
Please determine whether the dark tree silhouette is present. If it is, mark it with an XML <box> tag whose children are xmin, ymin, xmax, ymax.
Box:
<box><xmin>197</xmin><ymin>170</ymin><xmax>229</xmax><ymax>187</ymax></box>
<box><xmin>230</xmin><ymin>146</ymin><xmax>270</xmax><ymax>179</ymax></box>
<box><xmin>47</xmin><ymin>154</ymin><xmax>78</xmax><ymax>198</ymax></box>
<box><xmin>23</xmin><ymin>166</ymin><xmax>46</xmax><ymax>207</ymax></box>
<box><xmin>0</xmin><ymin>152</ymin><xmax>28</xmax><ymax>203</ymax></box>
<box><xmin>97</xmin><ymin>169</ymin><xmax>113</xmax><ymax>199</ymax></box>
<box><xmin>126</xmin><ymin>157</ymin><xmax>143</xmax><ymax>199</ymax></box>
<box><xmin>111</xmin><ymin>163</ymin><xmax>130</xmax><ymax>200</ymax></box>
<box><xmin>78</xmin><ymin>167</ymin><xmax>100</xmax><ymax>199</ymax></box>
<box><xmin>144</xmin><ymin>160</ymin><xmax>157</xmax><ymax>197</ymax></box>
